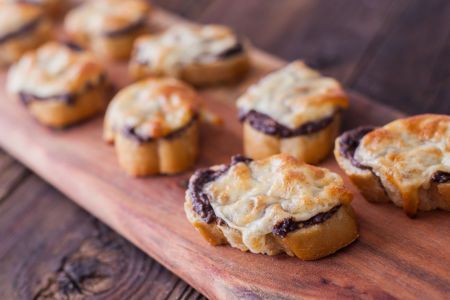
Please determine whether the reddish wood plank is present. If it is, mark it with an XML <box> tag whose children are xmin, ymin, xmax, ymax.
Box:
<box><xmin>0</xmin><ymin>8</ymin><xmax>448</xmax><ymax>300</ymax></box>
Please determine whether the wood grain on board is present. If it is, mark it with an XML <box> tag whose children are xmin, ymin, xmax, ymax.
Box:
<box><xmin>0</xmin><ymin>7</ymin><xmax>448</xmax><ymax>300</ymax></box>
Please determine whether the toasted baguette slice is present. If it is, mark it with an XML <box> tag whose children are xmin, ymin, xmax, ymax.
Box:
<box><xmin>184</xmin><ymin>154</ymin><xmax>358</xmax><ymax>260</ymax></box>
<box><xmin>0</xmin><ymin>4</ymin><xmax>53</xmax><ymax>67</ymax></box>
<box><xmin>104</xmin><ymin>78</ymin><xmax>200</xmax><ymax>176</ymax></box>
<box><xmin>335</xmin><ymin>115</ymin><xmax>450</xmax><ymax>216</ymax></box>
<box><xmin>237</xmin><ymin>61</ymin><xmax>348</xmax><ymax>164</ymax></box>
<box><xmin>6</xmin><ymin>42</ymin><xmax>108</xmax><ymax>128</ymax></box>
<box><xmin>129</xmin><ymin>24</ymin><xmax>250</xmax><ymax>86</ymax></box>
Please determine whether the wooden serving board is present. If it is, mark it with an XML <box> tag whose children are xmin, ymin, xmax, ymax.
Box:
<box><xmin>1</xmin><ymin>8</ymin><xmax>449</xmax><ymax>300</ymax></box>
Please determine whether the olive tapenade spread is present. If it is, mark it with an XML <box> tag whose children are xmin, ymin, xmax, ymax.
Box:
<box><xmin>0</xmin><ymin>17</ymin><xmax>42</xmax><ymax>45</ymax></box>
<box><xmin>239</xmin><ymin>109</ymin><xmax>335</xmax><ymax>138</ymax></box>
<box><xmin>102</xmin><ymin>18</ymin><xmax>146</xmax><ymax>38</ymax></box>
<box><xmin>272</xmin><ymin>205</ymin><xmax>342</xmax><ymax>238</ymax></box>
<box><xmin>338</xmin><ymin>126</ymin><xmax>375</xmax><ymax>169</ymax></box>
<box><xmin>122</xmin><ymin>114</ymin><xmax>198</xmax><ymax>143</ymax></box>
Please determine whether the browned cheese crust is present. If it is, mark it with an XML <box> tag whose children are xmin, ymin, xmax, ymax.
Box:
<box><xmin>335</xmin><ymin>114</ymin><xmax>450</xmax><ymax>216</ymax></box>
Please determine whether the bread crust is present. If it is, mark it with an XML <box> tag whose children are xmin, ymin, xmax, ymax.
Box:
<box><xmin>113</xmin><ymin>120</ymin><xmax>199</xmax><ymax>176</ymax></box>
<box><xmin>24</xmin><ymin>82</ymin><xmax>109</xmax><ymax>128</ymax></box>
<box><xmin>334</xmin><ymin>138</ymin><xmax>391</xmax><ymax>204</ymax></box>
<box><xmin>67</xmin><ymin>27</ymin><xmax>147</xmax><ymax>60</ymax></box>
<box><xmin>243</xmin><ymin>114</ymin><xmax>341</xmax><ymax>164</ymax></box>
<box><xmin>130</xmin><ymin>52</ymin><xmax>250</xmax><ymax>86</ymax></box>
<box><xmin>185</xmin><ymin>197</ymin><xmax>358</xmax><ymax>260</ymax></box>
<box><xmin>0</xmin><ymin>18</ymin><xmax>52</xmax><ymax>67</ymax></box>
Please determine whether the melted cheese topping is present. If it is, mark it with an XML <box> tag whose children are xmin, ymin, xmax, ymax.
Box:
<box><xmin>133</xmin><ymin>24</ymin><xmax>240</xmax><ymax>77</ymax></box>
<box><xmin>206</xmin><ymin>154</ymin><xmax>352</xmax><ymax>253</ymax></box>
<box><xmin>355</xmin><ymin>114</ymin><xmax>450</xmax><ymax>212</ymax></box>
<box><xmin>105</xmin><ymin>78</ymin><xmax>198</xmax><ymax>139</ymax></box>
<box><xmin>237</xmin><ymin>61</ymin><xmax>348</xmax><ymax>128</ymax></box>
<box><xmin>0</xmin><ymin>0</ymin><xmax>57</xmax><ymax>5</ymax></box>
<box><xmin>7</xmin><ymin>41</ymin><xmax>105</xmax><ymax>97</ymax></box>
<box><xmin>64</xmin><ymin>0</ymin><xmax>150</xmax><ymax>35</ymax></box>
<box><xmin>0</xmin><ymin>3</ymin><xmax>43</xmax><ymax>38</ymax></box>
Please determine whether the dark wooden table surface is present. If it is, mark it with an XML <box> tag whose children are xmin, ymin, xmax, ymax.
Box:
<box><xmin>1</xmin><ymin>1</ymin><xmax>449</xmax><ymax>299</ymax></box>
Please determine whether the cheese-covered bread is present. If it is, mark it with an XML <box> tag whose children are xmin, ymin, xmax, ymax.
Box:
<box><xmin>185</xmin><ymin>154</ymin><xmax>358</xmax><ymax>260</ymax></box>
<box><xmin>335</xmin><ymin>114</ymin><xmax>450</xmax><ymax>216</ymax></box>
<box><xmin>104</xmin><ymin>78</ymin><xmax>197</xmax><ymax>142</ymax></box>
<box><xmin>130</xmin><ymin>24</ymin><xmax>250</xmax><ymax>86</ymax></box>
<box><xmin>0</xmin><ymin>3</ymin><xmax>52</xmax><ymax>66</ymax></box>
<box><xmin>7</xmin><ymin>41</ymin><xmax>109</xmax><ymax>127</ymax></box>
<box><xmin>237</xmin><ymin>61</ymin><xmax>348</xmax><ymax>164</ymax></box>
<box><xmin>64</xmin><ymin>0</ymin><xmax>151</xmax><ymax>60</ymax></box>
<box><xmin>0</xmin><ymin>0</ymin><xmax>64</xmax><ymax>17</ymax></box>
<box><xmin>104</xmin><ymin>78</ymin><xmax>200</xmax><ymax>176</ymax></box>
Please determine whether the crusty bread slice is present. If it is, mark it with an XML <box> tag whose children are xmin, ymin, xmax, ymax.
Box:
<box><xmin>335</xmin><ymin>126</ymin><xmax>450</xmax><ymax>216</ymax></box>
<box><xmin>184</xmin><ymin>154</ymin><xmax>358</xmax><ymax>260</ymax></box>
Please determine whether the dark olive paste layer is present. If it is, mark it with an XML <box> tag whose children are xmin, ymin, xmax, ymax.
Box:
<box><xmin>102</xmin><ymin>18</ymin><xmax>146</xmax><ymax>38</ymax></box>
<box><xmin>239</xmin><ymin>110</ymin><xmax>335</xmax><ymax>138</ymax></box>
<box><xmin>19</xmin><ymin>73</ymin><xmax>106</xmax><ymax>106</ymax></box>
<box><xmin>188</xmin><ymin>155</ymin><xmax>252</xmax><ymax>224</ymax></box>
<box><xmin>217</xmin><ymin>42</ymin><xmax>244</xmax><ymax>59</ymax></box>
<box><xmin>122</xmin><ymin>114</ymin><xmax>199</xmax><ymax>143</ymax></box>
<box><xmin>133</xmin><ymin>42</ymin><xmax>245</xmax><ymax>66</ymax></box>
<box><xmin>338</xmin><ymin>126</ymin><xmax>375</xmax><ymax>169</ymax></box>
<box><xmin>272</xmin><ymin>205</ymin><xmax>342</xmax><ymax>238</ymax></box>
<box><xmin>431</xmin><ymin>171</ymin><xmax>450</xmax><ymax>184</ymax></box>
<box><xmin>0</xmin><ymin>16</ymin><xmax>42</xmax><ymax>44</ymax></box>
